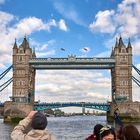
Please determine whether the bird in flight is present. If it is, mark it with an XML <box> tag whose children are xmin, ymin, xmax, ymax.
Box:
<box><xmin>61</xmin><ymin>48</ymin><xmax>65</xmax><ymax>51</ymax></box>
<box><xmin>83</xmin><ymin>48</ymin><xmax>88</xmax><ymax>51</ymax></box>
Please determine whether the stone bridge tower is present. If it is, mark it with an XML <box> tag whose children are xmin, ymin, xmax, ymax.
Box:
<box><xmin>108</xmin><ymin>37</ymin><xmax>140</xmax><ymax>122</ymax></box>
<box><xmin>12</xmin><ymin>37</ymin><xmax>36</xmax><ymax>103</ymax></box>
<box><xmin>111</xmin><ymin>36</ymin><xmax>132</xmax><ymax>102</ymax></box>
<box><xmin>4</xmin><ymin>37</ymin><xmax>36</xmax><ymax>122</ymax></box>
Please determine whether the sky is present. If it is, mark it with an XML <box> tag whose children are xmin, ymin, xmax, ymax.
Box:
<box><xmin>0</xmin><ymin>0</ymin><xmax>140</xmax><ymax>112</ymax></box>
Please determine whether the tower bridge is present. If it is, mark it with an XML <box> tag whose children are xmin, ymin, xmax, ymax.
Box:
<box><xmin>1</xmin><ymin>36</ymin><xmax>140</xmax><ymax>122</ymax></box>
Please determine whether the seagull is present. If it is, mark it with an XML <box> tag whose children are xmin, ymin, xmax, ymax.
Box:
<box><xmin>83</xmin><ymin>48</ymin><xmax>88</xmax><ymax>51</ymax></box>
<box><xmin>61</xmin><ymin>48</ymin><xmax>65</xmax><ymax>51</ymax></box>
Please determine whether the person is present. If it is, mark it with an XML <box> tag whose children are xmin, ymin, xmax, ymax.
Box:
<box><xmin>117</xmin><ymin>124</ymin><xmax>140</xmax><ymax>140</ymax></box>
<box><xmin>100</xmin><ymin>125</ymin><xmax>116</xmax><ymax>140</ymax></box>
<box><xmin>11</xmin><ymin>111</ymin><xmax>56</xmax><ymax>140</ymax></box>
<box><xmin>85</xmin><ymin>124</ymin><xmax>103</xmax><ymax>140</ymax></box>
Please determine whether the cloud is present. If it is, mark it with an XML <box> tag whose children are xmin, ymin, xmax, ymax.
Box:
<box><xmin>89</xmin><ymin>0</ymin><xmax>140</xmax><ymax>38</ymax></box>
<box><xmin>87</xmin><ymin>92</ymin><xmax>108</xmax><ymax>101</ymax></box>
<box><xmin>35</xmin><ymin>70</ymin><xmax>111</xmax><ymax>102</ymax></box>
<box><xmin>133</xmin><ymin>39</ymin><xmax>140</xmax><ymax>55</ymax></box>
<box><xmin>58</xmin><ymin>19</ymin><xmax>68</xmax><ymax>31</ymax></box>
<box><xmin>0</xmin><ymin>0</ymin><xmax>5</xmax><ymax>4</ymax></box>
<box><xmin>36</xmin><ymin>50</ymin><xmax>56</xmax><ymax>57</ymax></box>
<box><xmin>89</xmin><ymin>0</ymin><xmax>140</xmax><ymax>58</ymax></box>
<box><xmin>0</xmin><ymin>10</ymin><xmax>68</xmax><ymax>65</ymax></box>
<box><xmin>89</xmin><ymin>10</ymin><xmax>115</xmax><ymax>33</ymax></box>
<box><xmin>53</xmin><ymin>1</ymin><xmax>86</xmax><ymax>26</ymax></box>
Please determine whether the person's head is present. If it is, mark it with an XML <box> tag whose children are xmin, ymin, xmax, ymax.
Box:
<box><xmin>31</xmin><ymin>112</ymin><xmax>47</xmax><ymax>130</ymax></box>
<box><xmin>100</xmin><ymin>125</ymin><xmax>116</xmax><ymax>140</ymax></box>
<box><xmin>94</xmin><ymin>124</ymin><xmax>103</xmax><ymax>140</ymax></box>
<box><xmin>121</xmin><ymin>124</ymin><xmax>140</xmax><ymax>140</ymax></box>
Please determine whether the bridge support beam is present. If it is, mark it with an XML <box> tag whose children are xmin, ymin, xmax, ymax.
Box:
<box><xmin>4</xmin><ymin>101</ymin><xmax>33</xmax><ymax>123</ymax></box>
<box><xmin>107</xmin><ymin>102</ymin><xmax>140</xmax><ymax>123</ymax></box>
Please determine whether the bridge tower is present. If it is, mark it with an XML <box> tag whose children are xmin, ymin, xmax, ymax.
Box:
<box><xmin>111</xmin><ymin>36</ymin><xmax>132</xmax><ymax>102</ymax></box>
<box><xmin>4</xmin><ymin>37</ymin><xmax>36</xmax><ymax>122</ymax></box>
<box><xmin>108</xmin><ymin>37</ymin><xmax>140</xmax><ymax>122</ymax></box>
<box><xmin>12</xmin><ymin>37</ymin><xmax>36</xmax><ymax>103</ymax></box>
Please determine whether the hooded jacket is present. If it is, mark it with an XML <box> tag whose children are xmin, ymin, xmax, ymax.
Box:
<box><xmin>11</xmin><ymin>117</ymin><xmax>56</xmax><ymax>140</ymax></box>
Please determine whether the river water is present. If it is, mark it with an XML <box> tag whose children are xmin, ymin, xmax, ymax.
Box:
<box><xmin>0</xmin><ymin>116</ymin><xmax>140</xmax><ymax>140</ymax></box>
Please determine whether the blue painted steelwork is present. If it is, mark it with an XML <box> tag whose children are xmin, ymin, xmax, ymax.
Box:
<box><xmin>29</xmin><ymin>57</ymin><xmax>115</xmax><ymax>69</ymax></box>
<box><xmin>34</xmin><ymin>102</ymin><xmax>110</xmax><ymax>111</ymax></box>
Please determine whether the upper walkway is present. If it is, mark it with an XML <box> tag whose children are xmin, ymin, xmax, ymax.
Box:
<box><xmin>29</xmin><ymin>56</ymin><xmax>115</xmax><ymax>69</ymax></box>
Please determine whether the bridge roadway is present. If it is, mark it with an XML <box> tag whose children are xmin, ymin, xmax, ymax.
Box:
<box><xmin>34</xmin><ymin>102</ymin><xmax>110</xmax><ymax>111</ymax></box>
<box><xmin>29</xmin><ymin>57</ymin><xmax>115</xmax><ymax>69</ymax></box>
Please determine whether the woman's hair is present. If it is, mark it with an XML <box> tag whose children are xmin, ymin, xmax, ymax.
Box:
<box><xmin>100</xmin><ymin>125</ymin><xmax>116</xmax><ymax>140</ymax></box>
<box><xmin>122</xmin><ymin>124</ymin><xmax>140</xmax><ymax>140</ymax></box>
<box><xmin>94</xmin><ymin>124</ymin><xmax>103</xmax><ymax>140</ymax></box>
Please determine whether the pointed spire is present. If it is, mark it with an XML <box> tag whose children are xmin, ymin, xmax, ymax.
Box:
<box><xmin>13</xmin><ymin>38</ymin><xmax>17</xmax><ymax>49</ymax></box>
<box><xmin>22</xmin><ymin>35</ymin><xmax>29</xmax><ymax>49</ymax></box>
<box><xmin>115</xmin><ymin>37</ymin><xmax>118</xmax><ymax>48</ymax></box>
<box><xmin>127</xmin><ymin>38</ymin><xmax>132</xmax><ymax>48</ymax></box>
<box><xmin>32</xmin><ymin>47</ymin><xmax>36</xmax><ymax>58</ymax></box>
<box><xmin>111</xmin><ymin>46</ymin><xmax>114</xmax><ymax>56</ymax></box>
<box><xmin>118</xmin><ymin>35</ymin><xmax>125</xmax><ymax>47</ymax></box>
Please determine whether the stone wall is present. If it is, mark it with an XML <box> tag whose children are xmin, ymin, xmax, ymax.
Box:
<box><xmin>4</xmin><ymin>101</ymin><xmax>33</xmax><ymax>122</ymax></box>
<box><xmin>107</xmin><ymin>102</ymin><xmax>140</xmax><ymax>122</ymax></box>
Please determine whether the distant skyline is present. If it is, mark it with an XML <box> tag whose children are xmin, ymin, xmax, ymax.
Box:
<box><xmin>0</xmin><ymin>0</ymin><xmax>140</xmax><ymax>112</ymax></box>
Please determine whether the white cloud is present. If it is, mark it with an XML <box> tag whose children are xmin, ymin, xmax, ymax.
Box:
<box><xmin>35</xmin><ymin>70</ymin><xmax>111</xmax><ymax>102</ymax></box>
<box><xmin>36</xmin><ymin>50</ymin><xmax>56</xmax><ymax>57</ymax></box>
<box><xmin>0</xmin><ymin>10</ymin><xmax>68</xmax><ymax>65</ymax></box>
<box><xmin>89</xmin><ymin>0</ymin><xmax>140</xmax><ymax>38</ymax></box>
<box><xmin>89</xmin><ymin>10</ymin><xmax>115</xmax><ymax>33</ymax></box>
<box><xmin>0</xmin><ymin>0</ymin><xmax>5</xmax><ymax>4</ymax></box>
<box><xmin>58</xmin><ymin>19</ymin><xmax>68</xmax><ymax>31</ymax></box>
<box><xmin>87</xmin><ymin>92</ymin><xmax>108</xmax><ymax>100</ymax></box>
<box><xmin>133</xmin><ymin>39</ymin><xmax>140</xmax><ymax>55</ymax></box>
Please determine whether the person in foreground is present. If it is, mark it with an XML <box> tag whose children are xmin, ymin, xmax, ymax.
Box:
<box><xmin>117</xmin><ymin>124</ymin><xmax>140</xmax><ymax>140</ymax></box>
<box><xmin>11</xmin><ymin>111</ymin><xmax>56</xmax><ymax>140</ymax></box>
<box><xmin>85</xmin><ymin>124</ymin><xmax>103</xmax><ymax>140</ymax></box>
<box><xmin>100</xmin><ymin>125</ymin><xmax>116</xmax><ymax>140</ymax></box>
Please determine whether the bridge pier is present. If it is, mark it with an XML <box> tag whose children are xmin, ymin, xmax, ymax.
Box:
<box><xmin>107</xmin><ymin>102</ymin><xmax>140</xmax><ymax>123</ymax></box>
<box><xmin>4</xmin><ymin>101</ymin><xmax>33</xmax><ymax>123</ymax></box>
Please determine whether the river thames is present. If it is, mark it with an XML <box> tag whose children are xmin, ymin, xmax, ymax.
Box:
<box><xmin>0</xmin><ymin>115</ymin><xmax>140</xmax><ymax>140</ymax></box>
